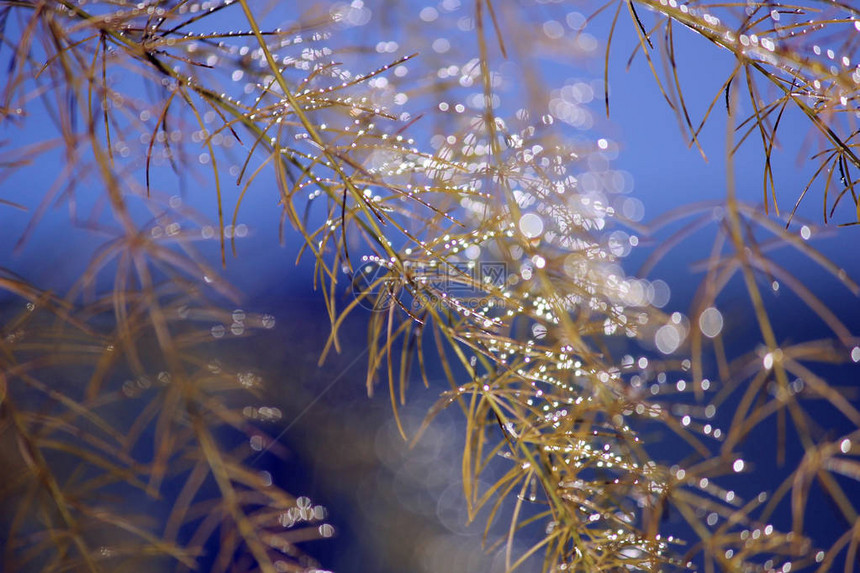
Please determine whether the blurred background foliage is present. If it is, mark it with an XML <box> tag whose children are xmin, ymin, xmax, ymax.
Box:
<box><xmin>1</xmin><ymin>0</ymin><xmax>860</xmax><ymax>572</ymax></box>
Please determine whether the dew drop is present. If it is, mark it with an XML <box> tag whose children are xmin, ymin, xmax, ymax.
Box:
<box><xmin>698</xmin><ymin>307</ymin><xmax>723</xmax><ymax>338</ymax></box>
<box><xmin>648</xmin><ymin>280</ymin><xmax>671</xmax><ymax>308</ymax></box>
<box><xmin>519</xmin><ymin>213</ymin><xmax>544</xmax><ymax>238</ymax></box>
<box><xmin>655</xmin><ymin>324</ymin><xmax>681</xmax><ymax>354</ymax></box>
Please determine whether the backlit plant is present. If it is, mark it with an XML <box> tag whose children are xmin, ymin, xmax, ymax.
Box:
<box><xmin>1</xmin><ymin>1</ymin><xmax>859</xmax><ymax>572</ymax></box>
